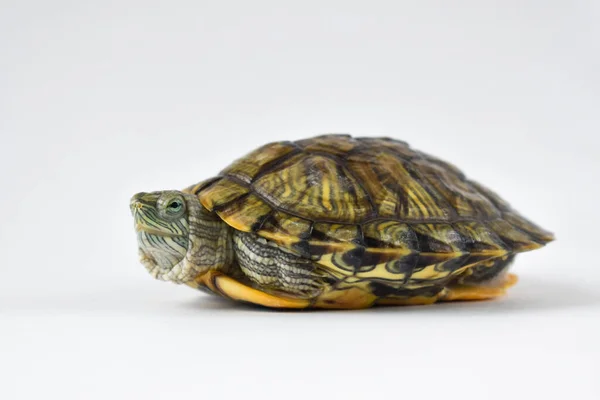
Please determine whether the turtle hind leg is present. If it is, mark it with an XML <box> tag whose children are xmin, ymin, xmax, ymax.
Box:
<box><xmin>441</xmin><ymin>254</ymin><xmax>518</xmax><ymax>302</ymax></box>
<box><xmin>441</xmin><ymin>273</ymin><xmax>518</xmax><ymax>302</ymax></box>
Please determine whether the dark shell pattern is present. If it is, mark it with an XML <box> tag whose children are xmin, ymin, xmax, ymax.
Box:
<box><xmin>188</xmin><ymin>135</ymin><xmax>554</xmax><ymax>291</ymax></box>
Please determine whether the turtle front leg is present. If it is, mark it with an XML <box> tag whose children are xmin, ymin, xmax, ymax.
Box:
<box><xmin>190</xmin><ymin>270</ymin><xmax>378</xmax><ymax>310</ymax></box>
<box><xmin>232</xmin><ymin>231</ymin><xmax>327</xmax><ymax>297</ymax></box>
<box><xmin>187</xmin><ymin>270</ymin><xmax>311</xmax><ymax>309</ymax></box>
<box><xmin>185</xmin><ymin>231</ymin><xmax>327</xmax><ymax>309</ymax></box>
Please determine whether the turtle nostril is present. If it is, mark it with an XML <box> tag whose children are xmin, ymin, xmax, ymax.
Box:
<box><xmin>130</xmin><ymin>192</ymin><xmax>149</xmax><ymax>214</ymax></box>
<box><xmin>130</xmin><ymin>200</ymin><xmax>144</xmax><ymax>216</ymax></box>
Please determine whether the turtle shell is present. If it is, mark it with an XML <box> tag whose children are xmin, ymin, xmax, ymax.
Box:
<box><xmin>187</xmin><ymin>135</ymin><xmax>553</xmax><ymax>287</ymax></box>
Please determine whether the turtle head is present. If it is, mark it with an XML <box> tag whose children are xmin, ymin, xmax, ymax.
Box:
<box><xmin>131</xmin><ymin>188</ymin><xmax>233</xmax><ymax>284</ymax></box>
<box><xmin>130</xmin><ymin>190</ymin><xmax>194</xmax><ymax>283</ymax></box>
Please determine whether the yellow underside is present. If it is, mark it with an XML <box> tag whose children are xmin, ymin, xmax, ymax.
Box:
<box><xmin>441</xmin><ymin>272</ymin><xmax>518</xmax><ymax>302</ymax></box>
<box><xmin>187</xmin><ymin>271</ymin><xmax>519</xmax><ymax>310</ymax></box>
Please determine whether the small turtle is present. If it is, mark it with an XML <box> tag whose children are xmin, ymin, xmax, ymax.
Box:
<box><xmin>130</xmin><ymin>135</ymin><xmax>553</xmax><ymax>309</ymax></box>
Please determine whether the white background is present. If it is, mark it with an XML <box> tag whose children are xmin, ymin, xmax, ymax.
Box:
<box><xmin>1</xmin><ymin>1</ymin><xmax>599</xmax><ymax>399</ymax></box>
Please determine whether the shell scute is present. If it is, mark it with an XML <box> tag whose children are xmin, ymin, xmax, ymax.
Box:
<box><xmin>355</xmin><ymin>137</ymin><xmax>415</xmax><ymax>160</ymax></box>
<box><xmin>312</xmin><ymin>223</ymin><xmax>360</xmax><ymax>243</ymax></box>
<box><xmin>410</xmin><ymin>223</ymin><xmax>468</xmax><ymax>254</ymax></box>
<box><xmin>220</xmin><ymin>141</ymin><xmax>298</xmax><ymax>183</ymax></box>
<box><xmin>252</xmin><ymin>153</ymin><xmax>374</xmax><ymax>223</ymax></box>
<box><xmin>256</xmin><ymin>210</ymin><xmax>312</xmax><ymax>245</ymax></box>
<box><xmin>502</xmin><ymin>212</ymin><xmax>555</xmax><ymax>243</ymax></box>
<box><xmin>215</xmin><ymin>193</ymin><xmax>273</xmax><ymax>233</ymax></box>
<box><xmin>296</xmin><ymin>134</ymin><xmax>359</xmax><ymax>156</ymax></box>
<box><xmin>468</xmin><ymin>181</ymin><xmax>512</xmax><ymax>212</ymax></box>
<box><xmin>347</xmin><ymin>151</ymin><xmax>453</xmax><ymax>221</ymax></box>
<box><xmin>198</xmin><ymin>178</ymin><xmax>250</xmax><ymax>210</ymax></box>
<box><xmin>411</xmin><ymin>158</ymin><xmax>501</xmax><ymax>219</ymax></box>
<box><xmin>362</xmin><ymin>221</ymin><xmax>418</xmax><ymax>250</ymax></box>
<box><xmin>485</xmin><ymin>219</ymin><xmax>544</xmax><ymax>252</ymax></box>
<box><xmin>451</xmin><ymin>221</ymin><xmax>508</xmax><ymax>255</ymax></box>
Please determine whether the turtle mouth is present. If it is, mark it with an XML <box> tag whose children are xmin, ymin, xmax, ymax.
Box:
<box><xmin>138</xmin><ymin>247</ymin><xmax>160</xmax><ymax>272</ymax></box>
<box><xmin>134</xmin><ymin>223</ymin><xmax>182</xmax><ymax>238</ymax></box>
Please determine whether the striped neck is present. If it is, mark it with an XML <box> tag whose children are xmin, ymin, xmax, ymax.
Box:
<box><xmin>172</xmin><ymin>194</ymin><xmax>234</xmax><ymax>283</ymax></box>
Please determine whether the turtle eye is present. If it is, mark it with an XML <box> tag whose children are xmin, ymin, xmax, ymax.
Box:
<box><xmin>166</xmin><ymin>199</ymin><xmax>183</xmax><ymax>214</ymax></box>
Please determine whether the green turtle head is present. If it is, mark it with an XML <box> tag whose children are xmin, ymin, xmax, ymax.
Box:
<box><xmin>130</xmin><ymin>190</ymin><xmax>193</xmax><ymax>283</ymax></box>
<box><xmin>131</xmin><ymin>188</ymin><xmax>233</xmax><ymax>284</ymax></box>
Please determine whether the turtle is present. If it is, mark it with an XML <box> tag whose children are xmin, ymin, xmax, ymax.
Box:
<box><xmin>130</xmin><ymin>134</ymin><xmax>553</xmax><ymax>309</ymax></box>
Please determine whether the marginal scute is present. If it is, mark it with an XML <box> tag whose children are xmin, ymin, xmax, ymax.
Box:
<box><xmin>220</xmin><ymin>141</ymin><xmax>298</xmax><ymax>183</ymax></box>
<box><xmin>183</xmin><ymin>177</ymin><xmax>221</xmax><ymax>195</ymax></box>
<box><xmin>198</xmin><ymin>178</ymin><xmax>250</xmax><ymax>211</ymax></box>
<box><xmin>452</xmin><ymin>221</ymin><xmax>508</xmax><ymax>254</ymax></box>
<box><xmin>256</xmin><ymin>211</ymin><xmax>312</xmax><ymax>245</ymax></box>
<box><xmin>216</xmin><ymin>193</ymin><xmax>272</xmax><ymax>233</ymax></box>
<box><xmin>362</xmin><ymin>221</ymin><xmax>418</xmax><ymax>250</ymax></box>
<box><xmin>312</xmin><ymin>223</ymin><xmax>359</xmax><ymax>243</ymax></box>
<box><xmin>502</xmin><ymin>212</ymin><xmax>555</xmax><ymax>243</ymax></box>
<box><xmin>252</xmin><ymin>153</ymin><xmax>374</xmax><ymax>223</ymax></box>
<box><xmin>485</xmin><ymin>219</ymin><xmax>544</xmax><ymax>252</ymax></box>
<box><xmin>410</xmin><ymin>223</ymin><xmax>468</xmax><ymax>254</ymax></box>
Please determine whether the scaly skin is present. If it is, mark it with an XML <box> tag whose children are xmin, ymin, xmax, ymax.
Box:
<box><xmin>131</xmin><ymin>191</ymin><xmax>234</xmax><ymax>284</ymax></box>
